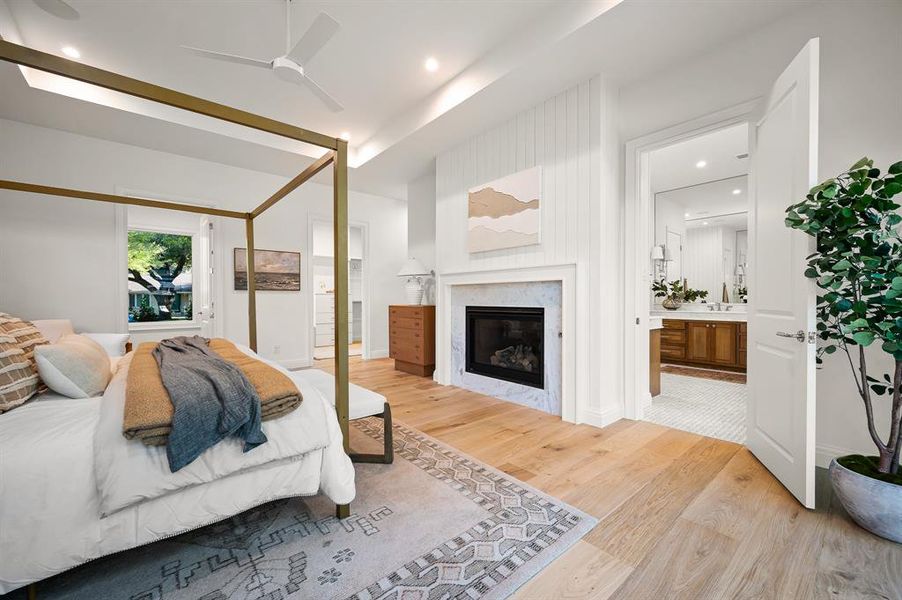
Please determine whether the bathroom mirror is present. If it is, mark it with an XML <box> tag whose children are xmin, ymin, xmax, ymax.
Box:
<box><xmin>654</xmin><ymin>175</ymin><xmax>748</xmax><ymax>303</ymax></box>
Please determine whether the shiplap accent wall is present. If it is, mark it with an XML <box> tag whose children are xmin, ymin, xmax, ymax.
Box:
<box><xmin>435</xmin><ymin>76</ymin><xmax>622</xmax><ymax>425</ymax></box>
<box><xmin>684</xmin><ymin>226</ymin><xmax>738</xmax><ymax>302</ymax></box>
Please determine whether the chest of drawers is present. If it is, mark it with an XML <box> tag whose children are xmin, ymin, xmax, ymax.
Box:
<box><xmin>389</xmin><ymin>305</ymin><xmax>435</xmax><ymax>377</ymax></box>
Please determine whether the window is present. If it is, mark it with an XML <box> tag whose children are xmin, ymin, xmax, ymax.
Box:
<box><xmin>127</xmin><ymin>230</ymin><xmax>194</xmax><ymax>323</ymax></box>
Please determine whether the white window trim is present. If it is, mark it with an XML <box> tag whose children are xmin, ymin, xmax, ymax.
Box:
<box><xmin>127</xmin><ymin>225</ymin><xmax>199</xmax><ymax>331</ymax></box>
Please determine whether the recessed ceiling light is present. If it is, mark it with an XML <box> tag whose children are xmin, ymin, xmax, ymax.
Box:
<box><xmin>61</xmin><ymin>46</ymin><xmax>80</xmax><ymax>59</ymax></box>
<box><xmin>732</xmin><ymin>188</ymin><xmax>742</xmax><ymax>195</ymax></box>
<box><xmin>703</xmin><ymin>221</ymin><xmax>709</xmax><ymax>225</ymax></box>
<box><xmin>695</xmin><ymin>160</ymin><xmax>707</xmax><ymax>168</ymax></box>
<box><xmin>339</xmin><ymin>131</ymin><xmax>351</xmax><ymax>141</ymax></box>
<box><xmin>424</xmin><ymin>57</ymin><xmax>439</xmax><ymax>73</ymax></box>
<box><xmin>684</xmin><ymin>212</ymin><xmax>690</xmax><ymax>217</ymax></box>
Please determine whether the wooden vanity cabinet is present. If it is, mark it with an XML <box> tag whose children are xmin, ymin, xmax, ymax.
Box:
<box><xmin>662</xmin><ymin>319</ymin><xmax>745</xmax><ymax>372</ymax></box>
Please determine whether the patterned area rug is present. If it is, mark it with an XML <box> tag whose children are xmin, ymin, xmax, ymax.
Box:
<box><xmin>16</xmin><ymin>419</ymin><xmax>596</xmax><ymax>600</ymax></box>
<box><xmin>646</xmin><ymin>373</ymin><xmax>746</xmax><ymax>443</ymax></box>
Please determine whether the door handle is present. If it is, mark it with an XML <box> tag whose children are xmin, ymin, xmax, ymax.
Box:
<box><xmin>776</xmin><ymin>330</ymin><xmax>813</xmax><ymax>343</ymax></box>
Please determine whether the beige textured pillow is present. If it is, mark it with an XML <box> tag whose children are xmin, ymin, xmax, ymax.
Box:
<box><xmin>0</xmin><ymin>329</ymin><xmax>40</xmax><ymax>413</ymax></box>
<box><xmin>0</xmin><ymin>313</ymin><xmax>50</xmax><ymax>364</ymax></box>
<box><xmin>34</xmin><ymin>334</ymin><xmax>112</xmax><ymax>399</ymax></box>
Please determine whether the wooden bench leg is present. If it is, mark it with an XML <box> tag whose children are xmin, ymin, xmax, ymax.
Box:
<box><xmin>26</xmin><ymin>583</ymin><xmax>37</xmax><ymax>600</ymax></box>
<box><xmin>349</xmin><ymin>403</ymin><xmax>394</xmax><ymax>464</ymax></box>
<box><xmin>335</xmin><ymin>503</ymin><xmax>350</xmax><ymax>519</ymax></box>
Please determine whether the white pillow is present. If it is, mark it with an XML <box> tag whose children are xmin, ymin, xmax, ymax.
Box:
<box><xmin>81</xmin><ymin>333</ymin><xmax>131</xmax><ymax>357</ymax></box>
<box><xmin>31</xmin><ymin>319</ymin><xmax>75</xmax><ymax>344</ymax></box>
<box><xmin>34</xmin><ymin>334</ymin><xmax>112</xmax><ymax>399</ymax></box>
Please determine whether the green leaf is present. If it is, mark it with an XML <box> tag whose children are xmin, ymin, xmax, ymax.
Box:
<box><xmin>889</xmin><ymin>161</ymin><xmax>902</xmax><ymax>175</ymax></box>
<box><xmin>852</xmin><ymin>331</ymin><xmax>876</xmax><ymax>346</ymax></box>
<box><xmin>834</xmin><ymin>259</ymin><xmax>853</xmax><ymax>271</ymax></box>
<box><xmin>850</xmin><ymin>157</ymin><xmax>872</xmax><ymax>171</ymax></box>
<box><xmin>892</xmin><ymin>276</ymin><xmax>902</xmax><ymax>290</ymax></box>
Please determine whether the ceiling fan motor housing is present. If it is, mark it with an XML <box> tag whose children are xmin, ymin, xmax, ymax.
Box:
<box><xmin>273</xmin><ymin>56</ymin><xmax>306</xmax><ymax>84</ymax></box>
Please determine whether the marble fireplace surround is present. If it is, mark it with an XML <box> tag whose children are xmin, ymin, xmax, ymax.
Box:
<box><xmin>435</xmin><ymin>264</ymin><xmax>577</xmax><ymax>422</ymax></box>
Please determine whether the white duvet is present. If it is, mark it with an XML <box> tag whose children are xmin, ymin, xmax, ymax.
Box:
<box><xmin>0</xmin><ymin>349</ymin><xmax>356</xmax><ymax>594</ymax></box>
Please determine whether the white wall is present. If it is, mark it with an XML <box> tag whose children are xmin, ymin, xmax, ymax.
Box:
<box><xmin>435</xmin><ymin>76</ymin><xmax>621</xmax><ymax>425</ymax></box>
<box><xmin>619</xmin><ymin>0</ymin><xmax>902</xmax><ymax>462</ymax></box>
<box><xmin>407</xmin><ymin>171</ymin><xmax>436</xmax><ymax>272</ymax></box>
<box><xmin>0</xmin><ymin>118</ymin><xmax>407</xmax><ymax>366</ymax></box>
<box><xmin>407</xmin><ymin>171</ymin><xmax>436</xmax><ymax>304</ymax></box>
<box><xmin>311</xmin><ymin>221</ymin><xmax>364</xmax><ymax>260</ymax></box>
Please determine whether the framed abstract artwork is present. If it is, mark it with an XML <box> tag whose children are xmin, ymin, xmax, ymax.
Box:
<box><xmin>468</xmin><ymin>166</ymin><xmax>541</xmax><ymax>253</ymax></box>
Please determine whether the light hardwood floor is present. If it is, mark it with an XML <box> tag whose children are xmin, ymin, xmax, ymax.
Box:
<box><xmin>322</xmin><ymin>357</ymin><xmax>902</xmax><ymax>600</ymax></box>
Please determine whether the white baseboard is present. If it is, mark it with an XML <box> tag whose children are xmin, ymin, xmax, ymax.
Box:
<box><xmin>816</xmin><ymin>443</ymin><xmax>858</xmax><ymax>469</ymax></box>
<box><xmin>367</xmin><ymin>349</ymin><xmax>389</xmax><ymax>359</ymax></box>
<box><xmin>579</xmin><ymin>405</ymin><xmax>625</xmax><ymax>429</ymax></box>
<box><xmin>278</xmin><ymin>357</ymin><xmax>312</xmax><ymax>370</ymax></box>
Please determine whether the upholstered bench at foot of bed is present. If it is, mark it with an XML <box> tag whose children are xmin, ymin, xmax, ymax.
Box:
<box><xmin>294</xmin><ymin>369</ymin><xmax>394</xmax><ymax>464</ymax></box>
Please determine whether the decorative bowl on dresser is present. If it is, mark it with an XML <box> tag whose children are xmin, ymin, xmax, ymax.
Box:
<box><xmin>389</xmin><ymin>305</ymin><xmax>435</xmax><ymax>377</ymax></box>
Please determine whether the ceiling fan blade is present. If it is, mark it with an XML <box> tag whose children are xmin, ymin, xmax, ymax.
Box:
<box><xmin>33</xmin><ymin>0</ymin><xmax>79</xmax><ymax>20</ymax></box>
<box><xmin>299</xmin><ymin>74</ymin><xmax>344</xmax><ymax>112</ymax></box>
<box><xmin>181</xmin><ymin>46</ymin><xmax>273</xmax><ymax>69</ymax></box>
<box><xmin>286</xmin><ymin>12</ymin><xmax>339</xmax><ymax>66</ymax></box>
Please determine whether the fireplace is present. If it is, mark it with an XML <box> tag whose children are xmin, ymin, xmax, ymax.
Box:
<box><xmin>465</xmin><ymin>306</ymin><xmax>544</xmax><ymax>389</ymax></box>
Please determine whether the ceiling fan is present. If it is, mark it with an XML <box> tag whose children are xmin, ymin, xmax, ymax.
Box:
<box><xmin>33</xmin><ymin>0</ymin><xmax>80</xmax><ymax>20</ymax></box>
<box><xmin>182</xmin><ymin>0</ymin><xmax>343</xmax><ymax>112</ymax></box>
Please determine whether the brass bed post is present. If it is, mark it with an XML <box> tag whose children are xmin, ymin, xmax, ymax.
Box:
<box><xmin>333</xmin><ymin>140</ymin><xmax>351</xmax><ymax>520</ymax></box>
<box><xmin>245</xmin><ymin>215</ymin><xmax>258</xmax><ymax>353</ymax></box>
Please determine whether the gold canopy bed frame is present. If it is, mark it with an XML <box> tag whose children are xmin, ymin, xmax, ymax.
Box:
<box><xmin>0</xmin><ymin>38</ymin><xmax>353</xmax><ymax>522</ymax></box>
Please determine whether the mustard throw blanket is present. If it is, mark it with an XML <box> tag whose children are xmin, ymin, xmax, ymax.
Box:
<box><xmin>124</xmin><ymin>338</ymin><xmax>302</xmax><ymax>446</ymax></box>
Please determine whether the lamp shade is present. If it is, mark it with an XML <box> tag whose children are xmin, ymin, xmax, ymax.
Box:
<box><xmin>650</xmin><ymin>245</ymin><xmax>665</xmax><ymax>260</ymax></box>
<box><xmin>397</xmin><ymin>257</ymin><xmax>430</xmax><ymax>277</ymax></box>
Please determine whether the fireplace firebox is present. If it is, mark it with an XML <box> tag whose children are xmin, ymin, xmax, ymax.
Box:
<box><xmin>465</xmin><ymin>306</ymin><xmax>544</xmax><ymax>389</ymax></box>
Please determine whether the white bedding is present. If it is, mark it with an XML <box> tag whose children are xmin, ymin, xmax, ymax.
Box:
<box><xmin>0</xmin><ymin>350</ymin><xmax>357</xmax><ymax>594</ymax></box>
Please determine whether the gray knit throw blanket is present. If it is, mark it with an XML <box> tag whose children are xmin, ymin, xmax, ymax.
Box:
<box><xmin>153</xmin><ymin>336</ymin><xmax>266</xmax><ymax>472</ymax></box>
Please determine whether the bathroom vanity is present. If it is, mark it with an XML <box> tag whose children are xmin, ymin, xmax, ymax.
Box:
<box><xmin>653</xmin><ymin>310</ymin><xmax>747</xmax><ymax>372</ymax></box>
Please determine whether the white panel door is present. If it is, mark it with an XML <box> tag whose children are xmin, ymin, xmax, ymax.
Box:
<box><xmin>747</xmin><ymin>39</ymin><xmax>819</xmax><ymax>508</ymax></box>
<box><xmin>197</xmin><ymin>218</ymin><xmax>216</xmax><ymax>338</ymax></box>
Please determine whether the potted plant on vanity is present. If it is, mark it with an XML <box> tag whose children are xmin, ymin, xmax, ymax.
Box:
<box><xmin>785</xmin><ymin>157</ymin><xmax>902</xmax><ymax>543</ymax></box>
<box><xmin>652</xmin><ymin>279</ymin><xmax>709</xmax><ymax>310</ymax></box>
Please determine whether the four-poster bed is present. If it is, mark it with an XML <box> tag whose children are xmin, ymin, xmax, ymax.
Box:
<box><xmin>0</xmin><ymin>39</ymin><xmax>359</xmax><ymax>597</ymax></box>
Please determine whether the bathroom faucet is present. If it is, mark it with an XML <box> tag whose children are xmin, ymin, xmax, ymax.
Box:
<box><xmin>708</xmin><ymin>302</ymin><xmax>723</xmax><ymax>311</ymax></box>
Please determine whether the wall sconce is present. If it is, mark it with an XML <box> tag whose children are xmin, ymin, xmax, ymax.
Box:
<box><xmin>651</xmin><ymin>245</ymin><xmax>667</xmax><ymax>281</ymax></box>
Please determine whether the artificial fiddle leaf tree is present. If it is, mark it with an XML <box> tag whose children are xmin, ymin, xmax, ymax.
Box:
<box><xmin>785</xmin><ymin>157</ymin><xmax>902</xmax><ymax>478</ymax></box>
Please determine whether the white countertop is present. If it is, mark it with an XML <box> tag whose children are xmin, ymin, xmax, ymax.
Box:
<box><xmin>651</xmin><ymin>310</ymin><xmax>747</xmax><ymax>323</ymax></box>
<box><xmin>649</xmin><ymin>316</ymin><xmax>664</xmax><ymax>330</ymax></box>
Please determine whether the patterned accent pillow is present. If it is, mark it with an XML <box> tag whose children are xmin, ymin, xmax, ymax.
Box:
<box><xmin>0</xmin><ymin>328</ymin><xmax>41</xmax><ymax>413</ymax></box>
<box><xmin>0</xmin><ymin>313</ymin><xmax>50</xmax><ymax>364</ymax></box>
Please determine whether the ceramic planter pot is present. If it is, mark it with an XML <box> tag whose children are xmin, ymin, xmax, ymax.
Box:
<box><xmin>829</xmin><ymin>458</ymin><xmax>902</xmax><ymax>543</ymax></box>
<box><xmin>661</xmin><ymin>297</ymin><xmax>682</xmax><ymax>310</ymax></box>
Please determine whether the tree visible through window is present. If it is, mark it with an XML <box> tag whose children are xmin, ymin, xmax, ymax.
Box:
<box><xmin>127</xmin><ymin>230</ymin><xmax>193</xmax><ymax>323</ymax></box>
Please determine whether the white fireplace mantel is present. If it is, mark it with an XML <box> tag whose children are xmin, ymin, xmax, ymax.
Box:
<box><xmin>435</xmin><ymin>263</ymin><xmax>577</xmax><ymax>423</ymax></box>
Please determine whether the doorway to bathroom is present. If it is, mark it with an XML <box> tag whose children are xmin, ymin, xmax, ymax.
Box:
<box><xmin>645</xmin><ymin>122</ymin><xmax>749</xmax><ymax>443</ymax></box>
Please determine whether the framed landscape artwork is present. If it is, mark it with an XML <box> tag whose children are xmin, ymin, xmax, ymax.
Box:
<box><xmin>468</xmin><ymin>166</ymin><xmax>541</xmax><ymax>253</ymax></box>
<box><xmin>234</xmin><ymin>248</ymin><xmax>301</xmax><ymax>291</ymax></box>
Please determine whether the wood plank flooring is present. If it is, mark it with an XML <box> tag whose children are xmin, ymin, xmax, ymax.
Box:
<box><xmin>323</xmin><ymin>357</ymin><xmax>901</xmax><ymax>600</ymax></box>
